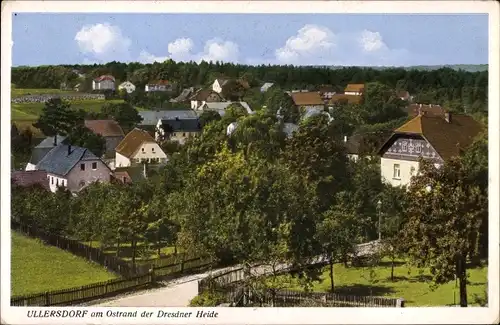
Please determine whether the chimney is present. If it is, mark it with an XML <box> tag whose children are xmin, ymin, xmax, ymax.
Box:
<box><xmin>344</xmin><ymin>136</ymin><xmax>348</xmax><ymax>143</ymax></box>
<box><xmin>67</xmin><ymin>144</ymin><xmax>72</xmax><ymax>156</ymax></box>
<box><xmin>444</xmin><ymin>112</ymin><xmax>451</xmax><ymax>123</ymax></box>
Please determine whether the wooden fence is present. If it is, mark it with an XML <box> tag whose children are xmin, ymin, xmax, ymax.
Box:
<box><xmin>11</xmin><ymin>255</ymin><xmax>214</xmax><ymax>306</ymax></box>
<box><xmin>11</xmin><ymin>220</ymin><xmax>141</xmax><ymax>278</ymax></box>
<box><xmin>198</xmin><ymin>263</ymin><xmax>405</xmax><ymax>308</ymax></box>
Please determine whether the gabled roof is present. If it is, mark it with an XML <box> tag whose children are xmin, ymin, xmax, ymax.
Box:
<box><xmin>139</xmin><ymin>110</ymin><xmax>198</xmax><ymax>125</ymax></box>
<box><xmin>329</xmin><ymin>94</ymin><xmax>362</xmax><ymax>105</ymax></box>
<box><xmin>115</xmin><ymin>128</ymin><xmax>157</xmax><ymax>158</ymax></box>
<box><xmin>118</xmin><ymin>81</ymin><xmax>135</xmax><ymax>87</ymax></box>
<box><xmin>190</xmin><ymin>89</ymin><xmax>222</xmax><ymax>101</ymax></box>
<box><xmin>36</xmin><ymin>145</ymin><xmax>101</xmax><ymax>177</ymax></box>
<box><xmin>28</xmin><ymin>135</ymin><xmax>68</xmax><ymax>165</ymax></box>
<box><xmin>379</xmin><ymin>113</ymin><xmax>484</xmax><ymax>160</ymax></box>
<box><xmin>290</xmin><ymin>92</ymin><xmax>324</xmax><ymax>106</ymax></box>
<box><xmin>344</xmin><ymin>83</ymin><xmax>365</xmax><ymax>92</ymax></box>
<box><xmin>84</xmin><ymin>120</ymin><xmax>125</xmax><ymax>137</ymax></box>
<box><xmin>94</xmin><ymin>75</ymin><xmax>115</xmax><ymax>82</ymax></box>
<box><xmin>12</xmin><ymin>170</ymin><xmax>50</xmax><ymax>191</ymax></box>
<box><xmin>161</xmin><ymin>118</ymin><xmax>201</xmax><ymax>132</ymax></box>
<box><xmin>171</xmin><ymin>87</ymin><xmax>196</xmax><ymax>102</ymax></box>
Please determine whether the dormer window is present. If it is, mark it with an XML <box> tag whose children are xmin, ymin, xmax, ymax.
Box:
<box><xmin>142</xmin><ymin>148</ymin><xmax>145</xmax><ymax>154</ymax></box>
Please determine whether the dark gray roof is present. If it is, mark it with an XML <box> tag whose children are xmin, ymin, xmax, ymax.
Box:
<box><xmin>28</xmin><ymin>135</ymin><xmax>67</xmax><ymax>165</ymax></box>
<box><xmin>139</xmin><ymin>110</ymin><xmax>198</xmax><ymax>125</ymax></box>
<box><xmin>161</xmin><ymin>118</ymin><xmax>201</xmax><ymax>132</ymax></box>
<box><xmin>36</xmin><ymin>145</ymin><xmax>101</xmax><ymax>177</ymax></box>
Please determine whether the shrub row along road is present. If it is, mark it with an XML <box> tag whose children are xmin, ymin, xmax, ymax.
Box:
<box><xmin>88</xmin><ymin>241</ymin><xmax>381</xmax><ymax>307</ymax></box>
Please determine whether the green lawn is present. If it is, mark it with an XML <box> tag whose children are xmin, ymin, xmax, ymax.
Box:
<box><xmin>11</xmin><ymin>88</ymin><xmax>77</xmax><ymax>98</ymax></box>
<box><xmin>275</xmin><ymin>259</ymin><xmax>488</xmax><ymax>307</ymax></box>
<box><xmin>11</xmin><ymin>99</ymin><xmax>126</xmax><ymax>121</ymax></box>
<box><xmin>11</xmin><ymin>232</ymin><xmax>118</xmax><ymax>296</ymax></box>
<box><xmin>79</xmin><ymin>240</ymin><xmax>182</xmax><ymax>263</ymax></box>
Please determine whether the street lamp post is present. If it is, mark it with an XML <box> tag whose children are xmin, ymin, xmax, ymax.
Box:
<box><xmin>377</xmin><ymin>199</ymin><xmax>382</xmax><ymax>241</ymax></box>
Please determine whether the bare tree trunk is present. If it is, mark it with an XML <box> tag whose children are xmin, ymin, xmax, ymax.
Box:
<box><xmin>391</xmin><ymin>255</ymin><xmax>395</xmax><ymax>282</ymax></box>
<box><xmin>458</xmin><ymin>255</ymin><xmax>468</xmax><ymax>307</ymax></box>
<box><xmin>329</xmin><ymin>256</ymin><xmax>335</xmax><ymax>293</ymax></box>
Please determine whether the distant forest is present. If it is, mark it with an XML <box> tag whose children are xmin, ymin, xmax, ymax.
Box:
<box><xmin>11</xmin><ymin>61</ymin><xmax>488</xmax><ymax>114</ymax></box>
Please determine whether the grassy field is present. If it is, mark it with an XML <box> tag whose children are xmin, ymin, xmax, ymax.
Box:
<box><xmin>11</xmin><ymin>88</ymin><xmax>78</xmax><ymax>98</ymax></box>
<box><xmin>80</xmin><ymin>240</ymin><xmax>182</xmax><ymax>263</ymax></box>
<box><xmin>275</xmin><ymin>259</ymin><xmax>488</xmax><ymax>307</ymax></box>
<box><xmin>11</xmin><ymin>232</ymin><xmax>118</xmax><ymax>296</ymax></box>
<box><xmin>11</xmin><ymin>99</ymin><xmax>126</xmax><ymax>121</ymax></box>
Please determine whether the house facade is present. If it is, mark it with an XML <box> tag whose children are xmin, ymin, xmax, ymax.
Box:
<box><xmin>198</xmin><ymin>101</ymin><xmax>254</xmax><ymax>116</ymax></box>
<box><xmin>115</xmin><ymin>128</ymin><xmax>167</xmax><ymax>167</ymax></box>
<box><xmin>92</xmin><ymin>75</ymin><xmax>116</xmax><ymax>91</ymax></box>
<box><xmin>190</xmin><ymin>89</ymin><xmax>224</xmax><ymax>110</ymax></box>
<box><xmin>378</xmin><ymin>112</ymin><xmax>483</xmax><ymax>187</ymax></box>
<box><xmin>84</xmin><ymin>120</ymin><xmax>125</xmax><ymax>157</ymax></box>
<box><xmin>118</xmin><ymin>81</ymin><xmax>136</xmax><ymax>93</ymax></box>
<box><xmin>344</xmin><ymin>83</ymin><xmax>365</xmax><ymax>96</ymax></box>
<box><xmin>138</xmin><ymin>110</ymin><xmax>199</xmax><ymax>127</ymax></box>
<box><xmin>155</xmin><ymin>117</ymin><xmax>202</xmax><ymax>144</ymax></box>
<box><xmin>145</xmin><ymin>80</ymin><xmax>174</xmax><ymax>92</ymax></box>
<box><xmin>34</xmin><ymin>144</ymin><xmax>111</xmax><ymax>193</ymax></box>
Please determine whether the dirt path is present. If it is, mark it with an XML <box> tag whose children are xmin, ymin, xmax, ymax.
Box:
<box><xmin>87</xmin><ymin>241</ymin><xmax>381</xmax><ymax>307</ymax></box>
<box><xmin>87</xmin><ymin>265</ymin><xmax>240</xmax><ymax>307</ymax></box>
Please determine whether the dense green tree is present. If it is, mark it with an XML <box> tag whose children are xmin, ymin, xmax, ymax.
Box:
<box><xmin>33</xmin><ymin>98</ymin><xmax>82</xmax><ymax>143</ymax></box>
<box><xmin>101</xmin><ymin>102</ymin><xmax>143</xmax><ymax>131</ymax></box>
<box><xmin>401</xmin><ymin>159</ymin><xmax>486</xmax><ymax>307</ymax></box>
<box><xmin>66</xmin><ymin>125</ymin><xmax>106</xmax><ymax>157</ymax></box>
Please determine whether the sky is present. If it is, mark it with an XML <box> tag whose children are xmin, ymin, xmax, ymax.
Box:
<box><xmin>11</xmin><ymin>13</ymin><xmax>488</xmax><ymax>67</ymax></box>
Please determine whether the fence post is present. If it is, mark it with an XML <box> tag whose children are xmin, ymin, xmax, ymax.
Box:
<box><xmin>396</xmin><ymin>298</ymin><xmax>405</xmax><ymax>307</ymax></box>
<box><xmin>45</xmin><ymin>291</ymin><xmax>50</xmax><ymax>306</ymax></box>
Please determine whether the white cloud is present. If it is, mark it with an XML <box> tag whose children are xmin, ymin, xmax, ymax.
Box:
<box><xmin>198</xmin><ymin>38</ymin><xmax>239</xmax><ymax>63</ymax></box>
<box><xmin>275</xmin><ymin>24</ymin><xmax>336</xmax><ymax>64</ymax></box>
<box><xmin>136</xmin><ymin>37</ymin><xmax>239</xmax><ymax>64</ymax></box>
<box><xmin>168</xmin><ymin>38</ymin><xmax>194</xmax><ymax>60</ymax></box>
<box><xmin>358</xmin><ymin>30</ymin><xmax>387</xmax><ymax>52</ymax></box>
<box><xmin>75</xmin><ymin>23</ymin><xmax>131</xmax><ymax>61</ymax></box>
<box><xmin>137</xmin><ymin>50</ymin><xmax>169</xmax><ymax>64</ymax></box>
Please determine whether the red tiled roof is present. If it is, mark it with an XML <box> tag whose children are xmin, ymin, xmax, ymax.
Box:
<box><xmin>94</xmin><ymin>75</ymin><xmax>115</xmax><ymax>82</ymax></box>
<box><xmin>115</xmin><ymin>128</ymin><xmax>156</xmax><ymax>158</ymax></box>
<box><xmin>84</xmin><ymin>120</ymin><xmax>125</xmax><ymax>137</ymax></box>
<box><xmin>344</xmin><ymin>84</ymin><xmax>365</xmax><ymax>92</ymax></box>
<box><xmin>11</xmin><ymin>171</ymin><xmax>50</xmax><ymax>191</ymax></box>
<box><xmin>290</xmin><ymin>92</ymin><xmax>324</xmax><ymax>106</ymax></box>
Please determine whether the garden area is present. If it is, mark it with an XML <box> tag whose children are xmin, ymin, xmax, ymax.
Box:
<box><xmin>269</xmin><ymin>258</ymin><xmax>488</xmax><ymax>307</ymax></box>
<box><xmin>11</xmin><ymin>232</ymin><xmax>117</xmax><ymax>296</ymax></box>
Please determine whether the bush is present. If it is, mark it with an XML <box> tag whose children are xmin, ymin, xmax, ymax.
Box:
<box><xmin>189</xmin><ymin>290</ymin><xmax>226</xmax><ymax>307</ymax></box>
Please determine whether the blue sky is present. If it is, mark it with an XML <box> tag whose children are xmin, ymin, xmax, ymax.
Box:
<box><xmin>12</xmin><ymin>13</ymin><xmax>488</xmax><ymax>67</ymax></box>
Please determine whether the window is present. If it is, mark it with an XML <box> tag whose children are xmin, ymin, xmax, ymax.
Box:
<box><xmin>173</xmin><ymin>133</ymin><xmax>176</xmax><ymax>136</ymax></box>
<box><xmin>182</xmin><ymin>132</ymin><xmax>186</xmax><ymax>137</ymax></box>
<box><xmin>152</xmin><ymin>147</ymin><xmax>155</xmax><ymax>152</ymax></box>
<box><xmin>142</xmin><ymin>148</ymin><xmax>145</xmax><ymax>153</ymax></box>
<box><xmin>80</xmin><ymin>163</ymin><xmax>85</xmax><ymax>171</ymax></box>
<box><xmin>92</xmin><ymin>162</ymin><xmax>97</xmax><ymax>170</ymax></box>
<box><xmin>415</xmin><ymin>143</ymin><xmax>422</xmax><ymax>154</ymax></box>
<box><xmin>393</xmin><ymin>164</ymin><xmax>401</xmax><ymax>179</ymax></box>
<box><xmin>122</xmin><ymin>176</ymin><xmax>127</xmax><ymax>183</ymax></box>
<box><xmin>51</xmin><ymin>177</ymin><xmax>54</xmax><ymax>185</ymax></box>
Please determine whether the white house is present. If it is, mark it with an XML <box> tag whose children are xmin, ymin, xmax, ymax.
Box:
<box><xmin>344</xmin><ymin>84</ymin><xmax>365</xmax><ymax>96</ymax></box>
<box><xmin>378</xmin><ymin>112</ymin><xmax>483</xmax><ymax>187</ymax></box>
<box><xmin>92</xmin><ymin>75</ymin><xmax>116</xmax><ymax>91</ymax></box>
<box><xmin>156</xmin><ymin>117</ymin><xmax>202</xmax><ymax>144</ymax></box>
<box><xmin>260</xmin><ymin>82</ymin><xmax>275</xmax><ymax>93</ymax></box>
<box><xmin>115</xmin><ymin>128</ymin><xmax>167</xmax><ymax>168</ymax></box>
<box><xmin>190</xmin><ymin>89</ymin><xmax>224</xmax><ymax>110</ymax></box>
<box><xmin>118</xmin><ymin>81</ymin><xmax>136</xmax><ymax>94</ymax></box>
<box><xmin>145</xmin><ymin>80</ymin><xmax>174</xmax><ymax>92</ymax></box>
